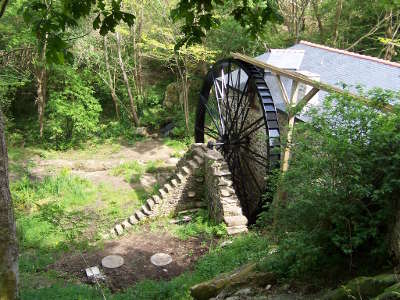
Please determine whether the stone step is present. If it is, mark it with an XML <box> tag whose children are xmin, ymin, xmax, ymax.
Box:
<box><xmin>164</xmin><ymin>183</ymin><xmax>173</xmax><ymax>193</ymax></box>
<box><xmin>122</xmin><ymin>220</ymin><xmax>132</xmax><ymax>229</ymax></box>
<box><xmin>141</xmin><ymin>205</ymin><xmax>152</xmax><ymax>216</ymax></box>
<box><xmin>128</xmin><ymin>215</ymin><xmax>139</xmax><ymax>225</ymax></box>
<box><xmin>171</xmin><ymin>179</ymin><xmax>179</xmax><ymax>187</ymax></box>
<box><xmin>159</xmin><ymin>188</ymin><xmax>168</xmax><ymax>198</ymax></box>
<box><xmin>182</xmin><ymin>166</ymin><xmax>191</xmax><ymax>175</ymax></box>
<box><xmin>146</xmin><ymin>198</ymin><xmax>155</xmax><ymax>210</ymax></box>
<box><xmin>193</xmin><ymin>155</ymin><xmax>204</xmax><ymax>165</ymax></box>
<box><xmin>187</xmin><ymin>160</ymin><xmax>199</xmax><ymax>170</ymax></box>
<box><xmin>114</xmin><ymin>224</ymin><xmax>124</xmax><ymax>235</ymax></box>
<box><xmin>176</xmin><ymin>173</ymin><xmax>185</xmax><ymax>182</ymax></box>
<box><xmin>224</xmin><ymin>215</ymin><xmax>248</xmax><ymax>227</ymax></box>
<box><xmin>153</xmin><ymin>195</ymin><xmax>161</xmax><ymax>204</ymax></box>
<box><xmin>135</xmin><ymin>210</ymin><xmax>146</xmax><ymax>220</ymax></box>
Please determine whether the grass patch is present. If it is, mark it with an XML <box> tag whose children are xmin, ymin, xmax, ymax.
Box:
<box><xmin>111</xmin><ymin>159</ymin><xmax>169</xmax><ymax>183</ymax></box>
<box><xmin>168</xmin><ymin>210</ymin><xmax>227</xmax><ymax>240</ymax></box>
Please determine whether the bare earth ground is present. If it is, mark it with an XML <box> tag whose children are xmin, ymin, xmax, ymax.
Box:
<box><xmin>13</xmin><ymin>139</ymin><xmax>213</xmax><ymax>291</ymax></box>
<box><xmin>29</xmin><ymin>139</ymin><xmax>181</xmax><ymax>190</ymax></box>
<box><xmin>50</xmin><ymin>226</ymin><xmax>210</xmax><ymax>292</ymax></box>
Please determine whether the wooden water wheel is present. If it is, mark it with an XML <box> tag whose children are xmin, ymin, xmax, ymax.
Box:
<box><xmin>195</xmin><ymin>58</ymin><xmax>281</xmax><ymax>222</ymax></box>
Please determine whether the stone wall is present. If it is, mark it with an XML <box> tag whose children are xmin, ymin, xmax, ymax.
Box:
<box><xmin>204</xmin><ymin>149</ymin><xmax>248</xmax><ymax>235</ymax></box>
<box><xmin>110</xmin><ymin>144</ymin><xmax>248</xmax><ymax>237</ymax></box>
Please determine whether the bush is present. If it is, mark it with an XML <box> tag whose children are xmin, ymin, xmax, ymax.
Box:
<box><xmin>265</xmin><ymin>89</ymin><xmax>400</xmax><ymax>278</ymax></box>
<box><xmin>45</xmin><ymin>67</ymin><xmax>102</xmax><ymax>148</ymax></box>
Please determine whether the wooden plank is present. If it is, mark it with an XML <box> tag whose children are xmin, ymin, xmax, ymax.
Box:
<box><xmin>232</xmin><ymin>52</ymin><xmax>393</xmax><ymax>113</ymax></box>
<box><xmin>275</xmin><ymin>75</ymin><xmax>290</xmax><ymax>107</ymax></box>
<box><xmin>292</xmin><ymin>87</ymin><xmax>320</xmax><ymax>115</ymax></box>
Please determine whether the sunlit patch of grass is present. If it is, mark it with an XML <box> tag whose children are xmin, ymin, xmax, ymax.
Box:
<box><xmin>144</xmin><ymin>159</ymin><xmax>165</xmax><ymax>173</ymax></box>
<box><xmin>169</xmin><ymin>209</ymin><xmax>227</xmax><ymax>240</ymax></box>
<box><xmin>163</xmin><ymin>137</ymin><xmax>189</xmax><ymax>152</ymax></box>
<box><xmin>111</xmin><ymin>161</ymin><xmax>145</xmax><ymax>183</ymax></box>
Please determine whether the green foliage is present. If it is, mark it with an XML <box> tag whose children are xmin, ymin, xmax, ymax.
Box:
<box><xmin>45</xmin><ymin>67</ymin><xmax>102</xmax><ymax>148</ymax></box>
<box><xmin>111</xmin><ymin>160</ymin><xmax>145</xmax><ymax>183</ymax></box>
<box><xmin>263</xmin><ymin>89</ymin><xmax>400</xmax><ymax>279</ymax></box>
<box><xmin>171</xmin><ymin>209</ymin><xmax>227</xmax><ymax>240</ymax></box>
<box><xmin>171</xmin><ymin>0</ymin><xmax>282</xmax><ymax>48</ymax></box>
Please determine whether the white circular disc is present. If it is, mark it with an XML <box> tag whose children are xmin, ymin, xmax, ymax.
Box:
<box><xmin>101</xmin><ymin>255</ymin><xmax>124</xmax><ymax>269</ymax></box>
<box><xmin>150</xmin><ymin>253</ymin><xmax>172</xmax><ymax>266</ymax></box>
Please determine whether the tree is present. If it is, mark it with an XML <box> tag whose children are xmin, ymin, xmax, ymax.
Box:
<box><xmin>0</xmin><ymin>1</ymin><xmax>134</xmax><ymax>297</ymax></box>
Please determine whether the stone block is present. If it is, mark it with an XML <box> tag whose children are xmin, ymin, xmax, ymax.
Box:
<box><xmin>146</xmin><ymin>198</ymin><xmax>155</xmax><ymax>209</ymax></box>
<box><xmin>159</xmin><ymin>188</ymin><xmax>168</xmax><ymax>198</ymax></box>
<box><xmin>222</xmin><ymin>205</ymin><xmax>243</xmax><ymax>216</ymax></box>
<box><xmin>176</xmin><ymin>173</ymin><xmax>185</xmax><ymax>182</ymax></box>
<box><xmin>224</xmin><ymin>216</ymin><xmax>248</xmax><ymax>227</ymax></box>
<box><xmin>141</xmin><ymin>205</ymin><xmax>152</xmax><ymax>216</ymax></box>
<box><xmin>121</xmin><ymin>220</ymin><xmax>131</xmax><ymax>229</ymax></box>
<box><xmin>221</xmin><ymin>189</ymin><xmax>231</xmax><ymax>197</ymax></box>
<box><xmin>128</xmin><ymin>215</ymin><xmax>138</xmax><ymax>225</ymax></box>
<box><xmin>182</xmin><ymin>166</ymin><xmax>191</xmax><ymax>175</ymax></box>
<box><xmin>153</xmin><ymin>195</ymin><xmax>161</xmax><ymax>204</ymax></box>
<box><xmin>171</xmin><ymin>179</ymin><xmax>179</xmax><ymax>187</ymax></box>
<box><xmin>135</xmin><ymin>210</ymin><xmax>145</xmax><ymax>220</ymax></box>
<box><xmin>164</xmin><ymin>183</ymin><xmax>173</xmax><ymax>192</ymax></box>
<box><xmin>114</xmin><ymin>224</ymin><xmax>124</xmax><ymax>235</ymax></box>
<box><xmin>226</xmin><ymin>225</ymin><xmax>248</xmax><ymax>235</ymax></box>
<box><xmin>188</xmin><ymin>160</ymin><xmax>199</xmax><ymax>170</ymax></box>
<box><xmin>188</xmin><ymin>191</ymin><xmax>196</xmax><ymax>198</ymax></box>
<box><xmin>218</xmin><ymin>177</ymin><xmax>232</xmax><ymax>186</ymax></box>
<box><xmin>194</xmin><ymin>155</ymin><xmax>204</xmax><ymax>165</ymax></box>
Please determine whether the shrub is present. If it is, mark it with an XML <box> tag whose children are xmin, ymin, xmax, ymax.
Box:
<box><xmin>45</xmin><ymin>67</ymin><xmax>102</xmax><ymax>148</ymax></box>
<box><xmin>265</xmin><ymin>89</ymin><xmax>400</xmax><ymax>278</ymax></box>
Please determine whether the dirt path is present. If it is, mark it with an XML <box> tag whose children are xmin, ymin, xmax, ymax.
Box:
<box><xmin>51</xmin><ymin>226</ymin><xmax>210</xmax><ymax>292</ymax></box>
<box><xmin>30</xmin><ymin>139</ymin><xmax>181</xmax><ymax>189</ymax></box>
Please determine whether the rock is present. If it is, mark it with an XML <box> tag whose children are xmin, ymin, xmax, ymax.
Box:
<box><xmin>224</xmin><ymin>216</ymin><xmax>248</xmax><ymax>227</ymax></box>
<box><xmin>150</xmin><ymin>253</ymin><xmax>173</xmax><ymax>266</ymax></box>
<box><xmin>128</xmin><ymin>215</ymin><xmax>138</xmax><ymax>225</ymax></box>
<box><xmin>190</xmin><ymin>263</ymin><xmax>275</xmax><ymax>300</ymax></box>
<box><xmin>114</xmin><ymin>224</ymin><xmax>124</xmax><ymax>235</ymax></box>
<box><xmin>85</xmin><ymin>266</ymin><xmax>106</xmax><ymax>282</ymax></box>
<box><xmin>188</xmin><ymin>191</ymin><xmax>196</xmax><ymax>198</ymax></box>
<box><xmin>226</xmin><ymin>225</ymin><xmax>248</xmax><ymax>235</ymax></box>
<box><xmin>323</xmin><ymin>274</ymin><xmax>398</xmax><ymax>300</ymax></box>
<box><xmin>168</xmin><ymin>157</ymin><xmax>180</xmax><ymax>165</ymax></box>
<box><xmin>221</xmin><ymin>189</ymin><xmax>231</xmax><ymax>197</ymax></box>
<box><xmin>135</xmin><ymin>210</ymin><xmax>146</xmax><ymax>220</ymax></box>
<box><xmin>160</xmin><ymin>122</ymin><xmax>175</xmax><ymax>137</ymax></box>
<box><xmin>220</xmin><ymin>240</ymin><xmax>233</xmax><ymax>247</ymax></box>
<box><xmin>234</xmin><ymin>288</ymin><xmax>252</xmax><ymax>296</ymax></box>
<box><xmin>122</xmin><ymin>220</ymin><xmax>132</xmax><ymax>229</ymax></box>
<box><xmin>101</xmin><ymin>255</ymin><xmax>124</xmax><ymax>269</ymax></box>
<box><xmin>135</xmin><ymin>127</ymin><xmax>149</xmax><ymax>137</ymax></box>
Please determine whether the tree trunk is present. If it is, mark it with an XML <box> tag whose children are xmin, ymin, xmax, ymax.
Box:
<box><xmin>132</xmin><ymin>5</ymin><xmax>144</xmax><ymax>97</ymax></box>
<box><xmin>0</xmin><ymin>109</ymin><xmax>18</xmax><ymax>300</ymax></box>
<box><xmin>36</xmin><ymin>36</ymin><xmax>47</xmax><ymax>138</ymax></box>
<box><xmin>333</xmin><ymin>0</ymin><xmax>343</xmax><ymax>46</ymax></box>
<box><xmin>103</xmin><ymin>36</ymin><xmax>120</xmax><ymax>119</ymax></box>
<box><xmin>311</xmin><ymin>0</ymin><xmax>324</xmax><ymax>41</ymax></box>
<box><xmin>115</xmin><ymin>32</ymin><xmax>140</xmax><ymax>126</ymax></box>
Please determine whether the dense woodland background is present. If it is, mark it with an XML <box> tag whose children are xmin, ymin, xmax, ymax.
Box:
<box><xmin>1</xmin><ymin>0</ymin><xmax>399</xmax><ymax>148</ymax></box>
<box><xmin>1</xmin><ymin>0</ymin><xmax>400</xmax><ymax>299</ymax></box>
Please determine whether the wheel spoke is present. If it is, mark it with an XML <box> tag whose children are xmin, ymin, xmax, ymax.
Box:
<box><xmin>239</xmin><ymin>151</ymin><xmax>263</xmax><ymax>194</ymax></box>
<box><xmin>239</xmin><ymin>144</ymin><xmax>269</xmax><ymax>169</ymax></box>
<box><xmin>239</xmin><ymin>118</ymin><xmax>266</xmax><ymax>143</ymax></box>
<box><xmin>239</xmin><ymin>116</ymin><xmax>265</xmax><ymax>139</ymax></box>
<box><xmin>201</xmin><ymin>94</ymin><xmax>222</xmax><ymax>135</ymax></box>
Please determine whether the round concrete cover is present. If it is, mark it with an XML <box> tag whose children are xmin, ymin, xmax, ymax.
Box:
<box><xmin>150</xmin><ymin>253</ymin><xmax>172</xmax><ymax>266</ymax></box>
<box><xmin>101</xmin><ymin>255</ymin><xmax>124</xmax><ymax>269</ymax></box>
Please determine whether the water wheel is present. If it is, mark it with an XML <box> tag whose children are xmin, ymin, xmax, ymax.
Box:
<box><xmin>195</xmin><ymin>58</ymin><xmax>281</xmax><ymax>222</ymax></box>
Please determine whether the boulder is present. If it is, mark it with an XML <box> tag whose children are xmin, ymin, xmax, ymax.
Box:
<box><xmin>323</xmin><ymin>274</ymin><xmax>398</xmax><ymax>300</ymax></box>
<box><xmin>190</xmin><ymin>263</ymin><xmax>275</xmax><ymax>300</ymax></box>
<box><xmin>135</xmin><ymin>127</ymin><xmax>149</xmax><ymax>137</ymax></box>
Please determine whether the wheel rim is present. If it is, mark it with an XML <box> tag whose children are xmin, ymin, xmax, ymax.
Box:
<box><xmin>195</xmin><ymin>58</ymin><xmax>281</xmax><ymax>222</ymax></box>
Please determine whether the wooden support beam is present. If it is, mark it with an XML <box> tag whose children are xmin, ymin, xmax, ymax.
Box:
<box><xmin>275</xmin><ymin>75</ymin><xmax>290</xmax><ymax>106</ymax></box>
<box><xmin>292</xmin><ymin>87</ymin><xmax>320</xmax><ymax>115</ymax></box>
<box><xmin>232</xmin><ymin>52</ymin><xmax>393</xmax><ymax>113</ymax></box>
